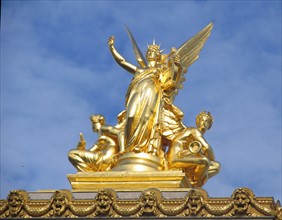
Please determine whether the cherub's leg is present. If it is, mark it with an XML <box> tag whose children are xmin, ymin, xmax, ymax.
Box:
<box><xmin>166</xmin><ymin>140</ymin><xmax>183</xmax><ymax>167</ymax></box>
<box><xmin>167</xmin><ymin>139</ymin><xmax>210</xmax><ymax>187</ymax></box>
<box><xmin>207</xmin><ymin>161</ymin><xmax>221</xmax><ymax>179</ymax></box>
<box><xmin>191</xmin><ymin>157</ymin><xmax>210</xmax><ymax>187</ymax></box>
<box><xmin>68</xmin><ymin>150</ymin><xmax>100</xmax><ymax>172</ymax></box>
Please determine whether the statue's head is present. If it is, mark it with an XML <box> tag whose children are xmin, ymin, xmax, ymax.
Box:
<box><xmin>96</xmin><ymin>189</ymin><xmax>114</xmax><ymax>214</ymax></box>
<box><xmin>90</xmin><ymin>114</ymin><xmax>105</xmax><ymax>132</ymax></box>
<box><xmin>140</xmin><ymin>190</ymin><xmax>157</xmax><ymax>214</ymax></box>
<box><xmin>186</xmin><ymin>190</ymin><xmax>204</xmax><ymax>215</ymax></box>
<box><xmin>7</xmin><ymin>190</ymin><xmax>27</xmax><ymax>217</ymax></box>
<box><xmin>146</xmin><ymin>41</ymin><xmax>162</xmax><ymax>63</ymax></box>
<box><xmin>196</xmin><ymin>111</ymin><xmax>213</xmax><ymax>133</ymax></box>
<box><xmin>50</xmin><ymin>190</ymin><xmax>71</xmax><ymax>216</ymax></box>
<box><xmin>232</xmin><ymin>188</ymin><xmax>253</xmax><ymax>215</ymax></box>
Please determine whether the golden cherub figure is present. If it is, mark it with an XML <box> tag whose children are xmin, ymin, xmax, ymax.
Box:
<box><xmin>68</xmin><ymin>113</ymin><xmax>125</xmax><ymax>172</ymax></box>
<box><xmin>167</xmin><ymin>111</ymin><xmax>220</xmax><ymax>187</ymax></box>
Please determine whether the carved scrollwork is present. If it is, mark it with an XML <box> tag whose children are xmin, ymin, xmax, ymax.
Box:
<box><xmin>230</xmin><ymin>188</ymin><xmax>278</xmax><ymax>217</ymax></box>
<box><xmin>133</xmin><ymin>189</ymin><xmax>163</xmax><ymax>217</ymax></box>
<box><xmin>0</xmin><ymin>187</ymin><xmax>280</xmax><ymax>219</ymax></box>
<box><xmin>69</xmin><ymin>202</ymin><xmax>97</xmax><ymax>217</ymax></box>
<box><xmin>204</xmin><ymin>202</ymin><xmax>234</xmax><ymax>216</ymax></box>
<box><xmin>1</xmin><ymin>190</ymin><xmax>28</xmax><ymax>218</ymax></box>
<box><xmin>94</xmin><ymin>189</ymin><xmax>116</xmax><ymax>217</ymax></box>
<box><xmin>157</xmin><ymin>201</ymin><xmax>185</xmax><ymax>216</ymax></box>
<box><xmin>24</xmin><ymin>202</ymin><xmax>50</xmax><ymax>217</ymax></box>
<box><xmin>276</xmin><ymin>206</ymin><xmax>282</xmax><ymax>220</ymax></box>
<box><xmin>47</xmin><ymin>190</ymin><xmax>71</xmax><ymax>217</ymax></box>
<box><xmin>112</xmin><ymin>202</ymin><xmax>141</xmax><ymax>217</ymax></box>
<box><xmin>183</xmin><ymin>190</ymin><xmax>205</xmax><ymax>216</ymax></box>
<box><xmin>0</xmin><ymin>201</ymin><xmax>8</xmax><ymax>216</ymax></box>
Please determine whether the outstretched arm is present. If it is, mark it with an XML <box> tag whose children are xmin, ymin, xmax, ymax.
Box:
<box><xmin>108</xmin><ymin>36</ymin><xmax>137</xmax><ymax>74</ymax></box>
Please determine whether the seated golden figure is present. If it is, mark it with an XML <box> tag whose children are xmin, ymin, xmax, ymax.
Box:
<box><xmin>167</xmin><ymin>111</ymin><xmax>220</xmax><ymax>187</ymax></box>
<box><xmin>68</xmin><ymin>114</ymin><xmax>125</xmax><ymax>172</ymax></box>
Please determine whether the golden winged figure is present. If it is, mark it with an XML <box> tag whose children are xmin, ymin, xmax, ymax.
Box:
<box><xmin>109</xmin><ymin>22</ymin><xmax>214</xmax><ymax>155</ymax></box>
<box><xmin>68</xmin><ymin>22</ymin><xmax>220</xmax><ymax>187</ymax></box>
<box><xmin>125</xmin><ymin>22</ymin><xmax>213</xmax><ymax>93</ymax></box>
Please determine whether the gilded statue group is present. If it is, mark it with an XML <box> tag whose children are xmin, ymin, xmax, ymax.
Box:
<box><xmin>68</xmin><ymin>23</ymin><xmax>220</xmax><ymax>187</ymax></box>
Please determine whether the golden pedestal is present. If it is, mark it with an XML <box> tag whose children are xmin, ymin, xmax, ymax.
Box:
<box><xmin>111</xmin><ymin>152</ymin><xmax>164</xmax><ymax>171</ymax></box>
<box><xmin>67</xmin><ymin>170</ymin><xmax>191</xmax><ymax>190</ymax></box>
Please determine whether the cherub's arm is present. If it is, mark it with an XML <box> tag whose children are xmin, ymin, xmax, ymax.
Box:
<box><xmin>192</xmin><ymin>129</ymin><xmax>215</xmax><ymax>161</ymax></box>
<box><xmin>89</xmin><ymin>125</ymin><xmax>119</xmax><ymax>152</ymax></box>
<box><xmin>76</xmin><ymin>133</ymin><xmax>86</xmax><ymax>150</ymax></box>
<box><xmin>89</xmin><ymin>143</ymin><xmax>100</xmax><ymax>152</ymax></box>
<box><xmin>108</xmin><ymin>36</ymin><xmax>137</xmax><ymax>74</ymax></box>
<box><xmin>198</xmin><ymin>136</ymin><xmax>215</xmax><ymax>161</ymax></box>
<box><xmin>100</xmin><ymin>125</ymin><xmax>120</xmax><ymax>136</ymax></box>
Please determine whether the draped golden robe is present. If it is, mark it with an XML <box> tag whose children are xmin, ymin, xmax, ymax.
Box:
<box><xmin>124</xmin><ymin>68</ymin><xmax>162</xmax><ymax>154</ymax></box>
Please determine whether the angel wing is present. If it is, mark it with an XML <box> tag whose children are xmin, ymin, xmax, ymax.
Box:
<box><xmin>177</xmin><ymin>22</ymin><xmax>213</xmax><ymax>74</ymax></box>
<box><xmin>125</xmin><ymin>26</ymin><xmax>147</xmax><ymax>68</ymax></box>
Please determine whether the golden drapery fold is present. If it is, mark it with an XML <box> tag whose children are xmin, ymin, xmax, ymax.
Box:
<box><xmin>124</xmin><ymin>69</ymin><xmax>162</xmax><ymax>155</ymax></box>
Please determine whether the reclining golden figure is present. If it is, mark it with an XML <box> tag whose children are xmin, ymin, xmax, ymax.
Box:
<box><xmin>68</xmin><ymin>113</ymin><xmax>125</xmax><ymax>172</ymax></box>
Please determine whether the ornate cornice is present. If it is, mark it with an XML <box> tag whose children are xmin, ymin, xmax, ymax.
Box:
<box><xmin>0</xmin><ymin>188</ymin><xmax>281</xmax><ymax>219</ymax></box>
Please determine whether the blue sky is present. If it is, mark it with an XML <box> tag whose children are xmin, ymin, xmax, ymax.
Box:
<box><xmin>1</xmin><ymin>1</ymin><xmax>281</xmax><ymax>201</ymax></box>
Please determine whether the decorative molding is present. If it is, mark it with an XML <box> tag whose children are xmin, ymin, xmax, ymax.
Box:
<box><xmin>0</xmin><ymin>187</ymin><xmax>281</xmax><ymax>219</ymax></box>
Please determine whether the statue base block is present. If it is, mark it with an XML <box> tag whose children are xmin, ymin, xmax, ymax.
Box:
<box><xmin>67</xmin><ymin>170</ymin><xmax>191</xmax><ymax>190</ymax></box>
